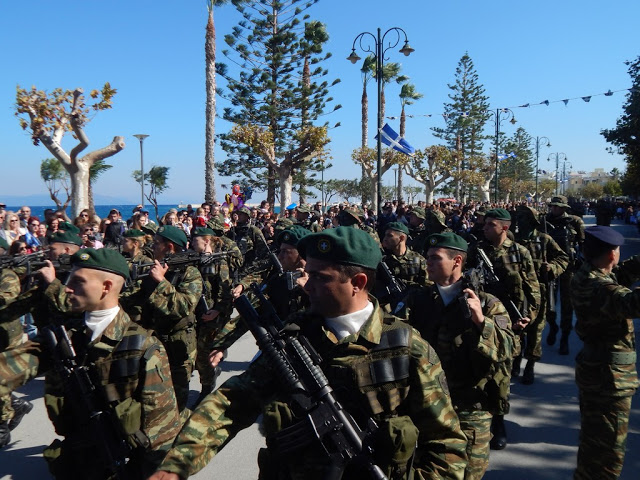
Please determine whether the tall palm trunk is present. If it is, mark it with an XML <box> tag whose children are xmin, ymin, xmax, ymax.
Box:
<box><xmin>204</xmin><ymin>8</ymin><xmax>217</xmax><ymax>203</ymax></box>
<box><xmin>398</xmin><ymin>106</ymin><xmax>406</xmax><ymax>202</ymax></box>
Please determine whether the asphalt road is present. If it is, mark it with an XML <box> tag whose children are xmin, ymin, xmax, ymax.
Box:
<box><xmin>2</xmin><ymin>215</ymin><xmax>639</xmax><ymax>479</ymax></box>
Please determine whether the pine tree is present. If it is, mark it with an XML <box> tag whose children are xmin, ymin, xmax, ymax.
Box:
<box><xmin>499</xmin><ymin>126</ymin><xmax>535</xmax><ymax>201</ymax></box>
<box><xmin>602</xmin><ymin>56</ymin><xmax>640</xmax><ymax>196</ymax></box>
<box><xmin>217</xmin><ymin>0</ymin><xmax>340</xmax><ymax>210</ymax></box>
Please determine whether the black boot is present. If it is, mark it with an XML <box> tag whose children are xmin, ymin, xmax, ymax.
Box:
<box><xmin>522</xmin><ymin>360</ymin><xmax>535</xmax><ymax>385</ymax></box>
<box><xmin>490</xmin><ymin>415</ymin><xmax>507</xmax><ymax>450</ymax></box>
<box><xmin>546</xmin><ymin>323</ymin><xmax>559</xmax><ymax>346</ymax></box>
<box><xmin>0</xmin><ymin>421</ymin><xmax>10</xmax><ymax>449</ymax></box>
<box><xmin>559</xmin><ymin>333</ymin><xmax>570</xmax><ymax>355</ymax></box>
<box><xmin>511</xmin><ymin>356</ymin><xmax>522</xmax><ymax>378</ymax></box>
<box><xmin>9</xmin><ymin>395</ymin><xmax>33</xmax><ymax>431</ymax></box>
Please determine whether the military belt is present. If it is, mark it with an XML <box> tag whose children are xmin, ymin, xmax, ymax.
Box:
<box><xmin>581</xmin><ymin>345</ymin><xmax>637</xmax><ymax>365</ymax></box>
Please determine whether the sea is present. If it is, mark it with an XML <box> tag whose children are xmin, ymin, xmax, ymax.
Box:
<box><xmin>5</xmin><ymin>205</ymin><xmax>181</xmax><ymax>222</ymax></box>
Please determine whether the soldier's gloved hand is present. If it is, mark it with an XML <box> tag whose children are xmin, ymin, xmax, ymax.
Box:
<box><xmin>38</xmin><ymin>260</ymin><xmax>56</xmax><ymax>285</ymax></box>
<box><xmin>149</xmin><ymin>260</ymin><xmax>169</xmax><ymax>283</ymax></box>
<box><xmin>147</xmin><ymin>471</ymin><xmax>180</xmax><ymax>480</ymax></box>
<box><xmin>463</xmin><ymin>288</ymin><xmax>484</xmax><ymax>327</ymax></box>
<box><xmin>201</xmin><ymin>309</ymin><xmax>220</xmax><ymax>322</ymax></box>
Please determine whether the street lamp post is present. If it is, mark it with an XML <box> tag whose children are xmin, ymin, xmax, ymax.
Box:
<box><xmin>347</xmin><ymin>27</ymin><xmax>414</xmax><ymax>214</ymax></box>
<box><xmin>488</xmin><ymin>108</ymin><xmax>516</xmax><ymax>203</ymax></box>
<box><xmin>534</xmin><ymin>136</ymin><xmax>551</xmax><ymax>203</ymax></box>
<box><xmin>561</xmin><ymin>160</ymin><xmax>572</xmax><ymax>195</ymax></box>
<box><xmin>547</xmin><ymin>152</ymin><xmax>567</xmax><ymax>196</ymax></box>
<box><xmin>133</xmin><ymin>134</ymin><xmax>149</xmax><ymax>207</ymax></box>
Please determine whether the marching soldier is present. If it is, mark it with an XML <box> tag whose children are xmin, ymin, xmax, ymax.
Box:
<box><xmin>294</xmin><ymin>204</ymin><xmax>322</xmax><ymax>232</ymax></box>
<box><xmin>545</xmin><ymin>195</ymin><xmax>585</xmax><ymax>355</ymax></box>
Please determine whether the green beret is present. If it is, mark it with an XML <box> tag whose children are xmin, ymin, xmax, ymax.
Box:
<box><xmin>426</xmin><ymin>232</ymin><xmax>468</xmax><ymax>252</ymax></box>
<box><xmin>297</xmin><ymin>204</ymin><xmax>312</xmax><ymax>214</ymax></box>
<box><xmin>237</xmin><ymin>206</ymin><xmax>251</xmax><ymax>216</ymax></box>
<box><xmin>385</xmin><ymin>222</ymin><xmax>409</xmax><ymax>236</ymax></box>
<box><xmin>71</xmin><ymin>248</ymin><xmax>130</xmax><ymax>281</ymax></box>
<box><xmin>156</xmin><ymin>225</ymin><xmax>188</xmax><ymax>248</ymax></box>
<box><xmin>50</xmin><ymin>231</ymin><xmax>82</xmax><ymax>246</ymax></box>
<box><xmin>58</xmin><ymin>221</ymin><xmax>80</xmax><ymax>234</ymax></box>
<box><xmin>410</xmin><ymin>207</ymin><xmax>426</xmax><ymax>220</ymax></box>
<box><xmin>192</xmin><ymin>227</ymin><xmax>216</xmax><ymax>237</ymax></box>
<box><xmin>0</xmin><ymin>237</ymin><xmax>9</xmax><ymax>251</ymax></box>
<box><xmin>277</xmin><ymin>225</ymin><xmax>310</xmax><ymax>248</ymax></box>
<box><xmin>485</xmin><ymin>208</ymin><xmax>512</xmax><ymax>222</ymax></box>
<box><xmin>549</xmin><ymin>195</ymin><xmax>570</xmax><ymax>208</ymax></box>
<box><xmin>123</xmin><ymin>229</ymin><xmax>145</xmax><ymax>238</ymax></box>
<box><xmin>298</xmin><ymin>227</ymin><xmax>381</xmax><ymax>270</ymax></box>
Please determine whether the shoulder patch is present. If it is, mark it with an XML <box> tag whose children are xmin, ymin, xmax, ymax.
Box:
<box><xmin>494</xmin><ymin>315</ymin><xmax>510</xmax><ymax>330</ymax></box>
<box><xmin>438</xmin><ymin>371</ymin><xmax>450</xmax><ymax>396</ymax></box>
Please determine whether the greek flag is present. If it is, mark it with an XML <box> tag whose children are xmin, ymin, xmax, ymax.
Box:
<box><xmin>376</xmin><ymin>124</ymin><xmax>415</xmax><ymax>156</ymax></box>
<box><xmin>498</xmin><ymin>152</ymin><xmax>516</xmax><ymax>161</ymax></box>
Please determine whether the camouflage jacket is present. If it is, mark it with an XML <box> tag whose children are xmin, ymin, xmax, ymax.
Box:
<box><xmin>199</xmin><ymin>253</ymin><xmax>233</xmax><ymax>320</ymax></box>
<box><xmin>295</xmin><ymin>218</ymin><xmax>322</xmax><ymax>233</ymax></box>
<box><xmin>544</xmin><ymin>212</ymin><xmax>585</xmax><ymax>262</ymax></box>
<box><xmin>515</xmin><ymin>229</ymin><xmax>570</xmax><ymax>283</ymax></box>
<box><xmin>383</xmin><ymin>248</ymin><xmax>429</xmax><ymax>287</ymax></box>
<box><xmin>159</xmin><ymin>299</ymin><xmax>468</xmax><ymax>480</ymax></box>
<box><xmin>472</xmin><ymin>239</ymin><xmax>541</xmax><ymax>321</ymax></box>
<box><xmin>0</xmin><ymin>268</ymin><xmax>21</xmax><ymax>308</ymax></box>
<box><xmin>43</xmin><ymin>308</ymin><xmax>182</xmax><ymax>475</ymax></box>
<box><xmin>404</xmin><ymin>281</ymin><xmax>516</xmax><ymax>413</ymax></box>
<box><xmin>0</xmin><ymin>268</ymin><xmax>23</xmax><ymax>350</ymax></box>
<box><xmin>122</xmin><ymin>251</ymin><xmax>154</xmax><ymax>320</ymax></box>
<box><xmin>571</xmin><ymin>259</ymin><xmax>639</xmax><ymax>397</ymax></box>
<box><xmin>219</xmin><ymin>236</ymin><xmax>244</xmax><ymax>273</ymax></box>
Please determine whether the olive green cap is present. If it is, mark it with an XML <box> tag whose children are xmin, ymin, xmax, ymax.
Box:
<box><xmin>58</xmin><ymin>221</ymin><xmax>80</xmax><ymax>234</ymax></box>
<box><xmin>277</xmin><ymin>225</ymin><xmax>311</xmax><ymax>247</ymax></box>
<box><xmin>427</xmin><ymin>210</ymin><xmax>447</xmax><ymax>227</ymax></box>
<box><xmin>549</xmin><ymin>195</ymin><xmax>570</xmax><ymax>208</ymax></box>
<box><xmin>237</xmin><ymin>206</ymin><xmax>251</xmax><ymax>216</ymax></box>
<box><xmin>0</xmin><ymin>237</ymin><xmax>9</xmax><ymax>250</ymax></box>
<box><xmin>50</xmin><ymin>231</ymin><xmax>82</xmax><ymax>246</ymax></box>
<box><xmin>140</xmin><ymin>223</ymin><xmax>158</xmax><ymax>235</ymax></box>
<box><xmin>337</xmin><ymin>207</ymin><xmax>361</xmax><ymax>226</ymax></box>
<box><xmin>485</xmin><ymin>208</ymin><xmax>512</xmax><ymax>221</ymax></box>
<box><xmin>192</xmin><ymin>227</ymin><xmax>216</xmax><ymax>237</ymax></box>
<box><xmin>156</xmin><ymin>225</ymin><xmax>188</xmax><ymax>248</ymax></box>
<box><xmin>71</xmin><ymin>248</ymin><xmax>130</xmax><ymax>280</ymax></box>
<box><xmin>207</xmin><ymin>217</ymin><xmax>225</xmax><ymax>234</ymax></box>
<box><xmin>123</xmin><ymin>229</ymin><xmax>145</xmax><ymax>238</ymax></box>
<box><xmin>385</xmin><ymin>222</ymin><xmax>409</xmax><ymax>235</ymax></box>
<box><xmin>426</xmin><ymin>232</ymin><xmax>468</xmax><ymax>252</ymax></box>
<box><xmin>298</xmin><ymin>227</ymin><xmax>381</xmax><ymax>270</ymax></box>
<box><xmin>410</xmin><ymin>207</ymin><xmax>426</xmax><ymax>220</ymax></box>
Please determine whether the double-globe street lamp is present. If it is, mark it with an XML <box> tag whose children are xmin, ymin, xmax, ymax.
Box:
<box><xmin>561</xmin><ymin>159</ymin><xmax>573</xmax><ymax>195</ymax></box>
<box><xmin>488</xmin><ymin>108</ymin><xmax>516</xmax><ymax>203</ymax></box>
<box><xmin>133</xmin><ymin>134</ymin><xmax>149</xmax><ymax>207</ymax></box>
<box><xmin>534</xmin><ymin>136</ymin><xmax>551</xmax><ymax>202</ymax></box>
<box><xmin>347</xmin><ymin>27</ymin><xmax>414</xmax><ymax>214</ymax></box>
<box><xmin>547</xmin><ymin>152</ymin><xmax>567</xmax><ymax>196</ymax></box>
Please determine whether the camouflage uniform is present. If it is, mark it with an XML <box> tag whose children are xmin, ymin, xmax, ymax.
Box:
<box><xmin>404</xmin><ymin>282</ymin><xmax>516</xmax><ymax>479</ymax></box>
<box><xmin>571</xmin><ymin>256</ymin><xmax>639</xmax><ymax>479</ymax></box>
<box><xmin>40</xmin><ymin>308</ymin><xmax>183</xmax><ymax>479</ymax></box>
<box><xmin>545</xmin><ymin>208</ymin><xmax>585</xmax><ymax>345</ymax></box>
<box><xmin>157</xmin><ymin>298</ymin><xmax>468</xmax><ymax>480</ymax></box>
<box><xmin>122</xmin><ymin>250</ymin><xmax>153</xmax><ymax>321</ymax></box>
<box><xmin>228</xmin><ymin>221</ymin><xmax>271</xmax><ymax>286</ymax></box>
<box><xmin>515</xmin><ymin>228</ymin><xmax>569</xmax><ymax>361</ymax></box>
<box><xmin>409</xmin><ymin>210</ymin><xmax>452</xmax><ymax>256</ymax></box>
<box><xmin>377</xmin><ymin>249</ymin><xmax>429</xmax><ymax>311</ymax></box>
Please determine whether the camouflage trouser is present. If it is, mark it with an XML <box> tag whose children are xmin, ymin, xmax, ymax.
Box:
<box><xmin>574</xmin><ymin>393</ymin><xmax>632</xmax><ymax>480</ymax></box>
<box><xmin>0</xmin><ymin>319</ymin><xmax>39</xmax><ymax>422</ymax></box>
<box><xmin>160</xmin><ymin>326</ymin><xmax>196</xmax><ymax>411</ymax></box>
<box><xmin>196</xmin><ymin>319</ymin><xmax>226</xmax><ymax>386</ymax></box>
<box><xmin>523</xmin><ymin>282</ymin><xmax>548</xmax><ymax>361</ymax></box>
<box><xmin>548</xmin><ymin>270</ymin><xmax>574</xmax><ymax>333</ymax></box>
<box><xmin>458</xmin><ymin>410</ymin><xmax>492</xmax><ymax>480</ymax></box>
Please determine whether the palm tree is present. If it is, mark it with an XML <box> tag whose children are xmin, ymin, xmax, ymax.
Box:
<box><xmin>88</xmin><ymin>159</ymin><xmax>113</xmax><ymax>214</ymax></box>
<box><xmin>397</xmin><ymin>82</ymin><xmax>423</xmax><ymax>201</ymax></box>
<box><xmin>204</xmin><ymin>0</ymin><xmax>230</xmax><ymax>204</ymax></box>
<box><xmin>359</xmin><ymin>55</ymin><xmax>376</xmax><ymax>205</ymax></box>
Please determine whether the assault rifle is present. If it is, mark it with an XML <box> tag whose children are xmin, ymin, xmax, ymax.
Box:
<box><xmin>42</xmin><ymin>323</ymin><xmax>133</xmax><ymax>479</ymax></box>
<box><xmin>378</xmin><ymin>261</ymin><xmax>409</xmax><ymax>315</ymax></box>
<box><xmin>259</xmin><ymin>235</ymin><xmax>305</xmax><ymax>291</ymax></box>
<box><xmin>476</xmin><ymin>248</ymin><xmax>525</xmax><ymax>322</ymax></box>
<box><xmin>130</xmin><ymin>250</ymin><xmax>228</xmax><ymax>280</ymax></box>
<box><xmin>540</xmin><ymin>217</ymin><xmax>557</xmax><ymax>314</ymax></box>
<box><xmin>234</xmin><ymin>284</ymin><xmax>387</xmax><ymax>480</ymax></box>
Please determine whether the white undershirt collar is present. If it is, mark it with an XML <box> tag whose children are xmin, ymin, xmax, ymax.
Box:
<box><xmin>85</xmin><ymin>306</ymin><xmax>120</xmax><ymax>342</ymax></box>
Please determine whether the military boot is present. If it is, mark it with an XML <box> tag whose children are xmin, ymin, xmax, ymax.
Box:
<box><xmin>0</xmin><ymin>422</ymin><xmax>10</xmax><ymax>449</ymax></box>
<box><xmin>511</xmin><ymin>356</ymin><xmax>522</xmax><ymax>378</ymax></box>
<box><xmin>559</xmin><ymin>333</ymin><xmax>570</xmax><ymax>355</ymax></box>
<box><xmin>9</xmin><ymin>395</ymin><xmax>33</xmax><ymax>431</ymax></box>
<box><xmin>546</xmin><ymin>322</ymin><xmax>559</xmax><ymax>346</ymax></box>
<box><xmin>490</xmin><ymin>415</ymin><xmax>507</xmax><ymax>450</ymax></box>
<box><xmin>522</xmin><ymin>360</ymin><xmax>535</xmax><ymax>385</ymax></box>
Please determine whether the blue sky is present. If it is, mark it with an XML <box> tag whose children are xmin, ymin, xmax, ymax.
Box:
<box><xmin>1</xmin><ymin>0</ymin><xmax>638</xmax><ymax>204</ymax></box>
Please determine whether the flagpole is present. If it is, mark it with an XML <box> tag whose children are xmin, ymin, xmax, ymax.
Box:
<box><xmin>347</xmin><ymin>27</ymin><xmax>415</xmax><ymax>215</ymax></box>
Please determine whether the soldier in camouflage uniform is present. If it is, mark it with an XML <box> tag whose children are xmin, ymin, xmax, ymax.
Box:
<box><xmin>39</xmin><ymin>248</ymin><xmax>182</xmax><ymax>479</ymax></box>
<box><xmin>0</xmin><ymin>238</ymin><xmax>34</xmax><ymax>449</ymax></box>
<box><xmin>545</xmin><ymin>195</ymin><xmax>585</xmax><ymax>355</ymax></box>
<box><xmin>206</xmin><ymin>216</ymin><xmax>244</xmax><ymax>274</ymax></box>
<box><xmin>123</xmin><ymin>225</ymin><xmax>203</xmax><ymax>411</ymax></box>
<box><xmin>150</xmin><ymin>227</ymin><xmax>468</xmax><ymax>480</ymax></box>
<box><xmin>335</xmin><ymin>206</ymin><xmax>380</xmax><ymax>245</ymax></box>
<box><xmin>470</xmin><ymin>208</ymin><xmax>540</xmax><ymax>450</ymax></box>
<box><xmin>120</xmin><ymin>229</ymin><xmax>153</xmax><ymax>322</ymax></box>
<box><xmin>294</xmin><ymin>204</ymin><xmax>322</xmax><ymax>232</ymax></box>
<box><xmin>408</xmin><ymin>207</ymin><xmax>452</xmax><ymax>255</ymax></box>
<box><xmin>190</xmin><ymin>227</ymin><xmax>233</xmax><ymax>405</ymax></box>
<box><xmin>514</xmin><ymin>206</ymin><xmax>569</xmax><ymax>384</ymax></box>
<box><xmin>570</xmin><ymin>226</ymin><xmax>638</xmax><ymax>480</ymax></box>
<box><xmin>404</xmin><ymin>232</ymin><xmax>516</xmax><ymax>479</ymax></box>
